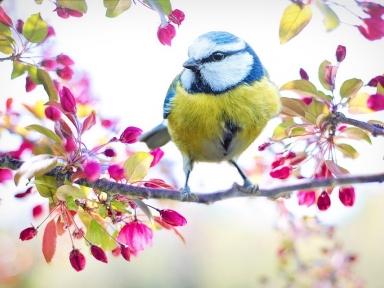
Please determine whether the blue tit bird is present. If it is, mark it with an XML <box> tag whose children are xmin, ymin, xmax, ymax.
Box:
<box><xmin>139</xmin><ymin>31</ymin><xmax>281</xmax><ymax>200</ymax></box>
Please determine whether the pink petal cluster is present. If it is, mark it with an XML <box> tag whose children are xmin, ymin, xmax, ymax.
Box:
<box><xmin>84</xmin><ymin>161</ymin><xmax>101</xmax><ymax>182</ymax></box>
<box><xmin>54</xmin><ymin>6</ymin><xmax>83</xmax><ymax>19</ymax></box>
<box><xmin>269</xmin><ymin>165</ymin><xmax>293</xmax><ymax>179</ymax></box>
<box><xmin>367</xmin><ymin>93</ymin><xmax>384</xmax><ymax>111</ymax></box>
<box><xmin>0</xmin><ymin>168</ymin><xmax>13</xmax><ymax>183</ymax></box>
<box><xmin>297</xmin><ymin>190</ymin><xmax>316</xmax><ymax>207</ymax></box>
<box><xmin>356</xmin><ymin>1</ymin><xmax>384</xmax><ymax>41</ymax></box>
<box><xmin>117</xmin><ymin>220</ymin><xmax>153</xmax><ymax>251</ymax></box>
<box><xmin>108</xmin><ymin>164</ymin><xmax>126</xmax><ymax>181</ymax></box>
<box><xmin>157</xmin><ymin>9</ymin><xmax>185</xmax><ymax>46</ymax></box>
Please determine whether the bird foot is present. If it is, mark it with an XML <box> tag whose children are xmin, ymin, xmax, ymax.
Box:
<box><xmin>236</xmin><ymin>180</ymin><xmax>260</xmax><ymax>196</ymax></box>
<box><xmin>181</xmin><ymin>187</ymin><xmax>198</xmax><ymax>202</ymax></box>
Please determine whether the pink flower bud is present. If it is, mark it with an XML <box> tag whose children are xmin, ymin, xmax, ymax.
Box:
<box><xmin>104</xmin><ymin>148</ymin><xmax>116</xmax><ymax>157</ymax></box>
<box><xmin>120</xmin><ymin>245</ymin><xmax>131</xmax><ymax>261</ymax></box>
<box><xmin>335</xmin><ymin>45</ymin><xmax>346</xmax><ymax>62</ymax></box>
<box><xmin>45</xmin><ymin>26</ymin><xmax>56</xmax><ymax>40</ymax></box>
<box><xmin>367</xmin><ymin>93</ymin><xmax>384</xmax><ymax>111</ymax></box>
<box><xmin>339</xmin><ymin>186</ymin><xmax>355</xmax><ymax>207</ymax></box>
<box><xmin>90</xmin><ymin>245</ymin><xmax>108</xmax><ymax>263</ymax></box>
<box><xmin>108</xmin><ymin>164</ymin><xmax>125</xmax><ymax>181</ymax></box>
<box><xmin>269</xmin><ymin>165</ymin><xmax>293</xmax><ymax>179</ymax></box>
<box><xmin>169</xmin><ymin>9</ymin><xmax>185</xmax><ymax>26</ymax></box>
<box><xmin>59</xmin><ymin>86</ymin><xmax>77</xmax><ymax>113</ymax></box>
<box><xmin>157</xmin><ymin>23</ymin><xmax>176</xmax><ymax>46</ymax></box>
<box><xmin>55</xmin><ymin>7</ymin><xmax>69</xmax><ymax>19</ymax></box>
<box><xmin>338</xmin><ymin>125</ymin><xmax>347</xmax><ymax>131</ymax></box>
<box><xmin>119</xmin><ymin>126</ymin><xmax>143</xmax><ymax>144</ymax></box>
<box><xmin>0</xmin><ymin>168</ymin><xmax>13</xmax><ymax>183</ymax></box>
<box><xmin>258</xmin><ymin>142</ymin><xmax>271</xmax><ymax>151</ymax></box>
<box><xmin>67</xmin><ymin>8</ymin><xmax>83</xmax><ymax>18</ymax></box>
<box><xmin>32</xmin><ymin>204</ymin><xmax>44</xmax><ymax>218</ymax></box>
<box><xmin>45</xmin><ymin>106</ymin><xmax>62</xmax><ymax>121</ymax></box>
<box><xmin>25</xmin><ymin>75</ymin><xmax>36</xmax><ymax>92</ymax></box>
<box><xmin>19</xmin><ymin>226</ymin><xmax>38</xmax><ymax>241</ymax></box>
<box><xmin>84</xmin><ymin>161</ymin><xmax>101</xmax><ymax>182</ymax></box>
<box><xmin>40</xmin><ymin>59</ymin><xmax>57</xmax><ymax>70</ymax></box>
<box><xmin>301</xmin><ymin>97</ymin><xmax>312</xmax><ymax>105</ymax></box>
<box><xmin>16</xmin><ymin>19</ymin><xmax>24</xmax><ymax>34</ymax></box>
<box><xmin>299</xmin><ymin>68</ymin><xmax>309</xmax><ymax>80</ymax></box>
<box><xmin>56</xmin><ymin>66</ymin><xmax>74</xmax><ymax>80</ymax></box>
<box><xmin>160</xmin><ymin>209</ymin><xmax>187</xmax><ymax>226</ymax></box>
<box><xmin>69</xmin><ymin>249</ymin><xmax>86</xmax><ymax>272</ymax></box>
<box><xmin>64</xmin><ymin>137</ymin><xmax>76</xmax><ymax>153</ymax></box>
<box><xmin>149</xmin><ymin>148</ymin><xmax>164</xmax><ymax>167</ymax></box>
<box><xmin>56</xmin><ymin>54</ymin><xmax>74</xmax><ymax>66</ymax></box>
<box><xmin>317</xmin><ymin>191</ymin><xmax>331</xmax><ymax>211</ymax></box>
<box><xmin>297</xmin><ymin>190</ymin><xmax>316</xmax><ymax>207</ymax></box>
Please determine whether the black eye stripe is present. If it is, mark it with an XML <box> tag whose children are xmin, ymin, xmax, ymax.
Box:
<box><xmin>200</xmin><ymin>49</ymin><xmax>243</xmax><ymax>64</ymax></box>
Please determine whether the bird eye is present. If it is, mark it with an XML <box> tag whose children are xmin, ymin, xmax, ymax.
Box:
<box><xmin>212</xmin><ymin>52</ymin><xmax>226</xmax><ymax>61</ymax></box>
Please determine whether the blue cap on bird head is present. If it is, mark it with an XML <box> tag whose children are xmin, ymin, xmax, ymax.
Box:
<box><xmin>180</xmin><ymin>31</ymin><xmax>265</xmax><ymax>94</ymax></box>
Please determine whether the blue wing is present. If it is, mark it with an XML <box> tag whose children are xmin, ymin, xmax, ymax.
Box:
<box><xmin>163</xmin><ymin>75</ymin><xmax>180</xmax><ymax>119</ymax></box>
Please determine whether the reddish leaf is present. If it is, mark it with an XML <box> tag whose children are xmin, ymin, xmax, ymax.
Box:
<box><xmin>0</xmin><ymin>7</ymin><xmax>13</xmax><ymax>27</ymax></box>
<box><xmin>81</xmin><ymin>110</ymin><xmax>96</xmax><ymax>134</ymax></box>
<box><xmin>42</xmin><ymin>219</ymin><xmax>57</xmax><ymax>264</ymax></box>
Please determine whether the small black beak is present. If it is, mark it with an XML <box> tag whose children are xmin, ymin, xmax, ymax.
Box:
<box><xmin>183</xmin><ymin>58</ymin><xmax>200</xmax><ymax>71</ymax></box>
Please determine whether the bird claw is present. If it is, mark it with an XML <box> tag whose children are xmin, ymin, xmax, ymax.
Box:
<box><xmin>181</xmin><ymin>187</ymin><xmax>198</xmax><ymax>202</ymax></box>
<box><xmin>237</xmin><ymin>180</ymin><xmax>260</xmax><ymax>196</ymax></box>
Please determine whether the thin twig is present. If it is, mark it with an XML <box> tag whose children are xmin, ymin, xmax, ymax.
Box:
<box><xmin>1</xmin><ymin>155</ymin><xmax>383</xmax><ymax>205</ymax></box>
<box><xmin>329</xmin><ymin>114</ymin><xmax>384</xmax><ymax>137</ymax></box>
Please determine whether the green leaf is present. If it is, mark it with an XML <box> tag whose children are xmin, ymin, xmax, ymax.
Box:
<box><xmin>348</xmin><ymin>92</ymin><xmax>375</xmax><ymax>114</ymax></box>
<box><xmin>26</xmin><ymin>124</ymin><xmax>62</xmax><ymax>144</ymax></box>
<box><xmin>315</xmin><ymin>1</ymin><xmax>339</xmax><ymax>31</ymax></box>
<box><xmin>337</xmin><ymin>127</ymin><xmax>372</xmax><ymax>144</ymax></box>
<box><xmin>133</xmin><ymin>198</ymin><xmax>153</xmax><ymax>222</ymax></box>
<box><xmin>35</xmin><ymin>175</ymin><xmax>57</xmax><ymax>198</ymax></box>
<box><xmin>280</xmin><ymin>79</ymin><xmax>318</xmax><ymax>98</ymax></box>
<box><xmin>14</xmin><ymin>154</ymin><xmax>57</xmax><ymax>185</ymax></box>
<box><xmin>42</xmin><ymin>219</ymin><xmax>57</xmax><ymax>264</ymax></box>
<box><xmin>280</xmin><ymin>97</ymin><xmax>308</xmax><ymax>118</ymax></box>
<box><xmin>272</xmin><ymin>121</ymin><xmax>296</xmax><ymax>141</ymax></box>
<box><xmin>0</xmin><ymin>23</ymin><xmax>11</xmax><ymax>36</ymax></box>
<box><xmin>316</xmin><ymin>113</ymin><xmax>331</xmax><ymax>128</ymax></box>
<box><xmin>104</xmin><ymin>0</ymin><xmax>132</xmax><ymax>17</ymax></box>
<box><xmin>11</xmin><ymin>61</ymin><xmax>26</xmax><ymax>79</ymax></box>
<box><xmin>23</xmin><ymin>13</ymin><xmax>48</xmax><ymax>43</ymax></box>
<box><xmin>146</xmin><ymin>0</ymin><xmax>172</xmax><ymax>15</ymax></box>
<box><xmin>377</xmin><ymin>83</ymin><xmax>384</xmax><ymax>95</ymax></box>
<box><xmin>317</xmin><ymin>90</ymin><xmax>333</xmax><ymax>103</ymax></box>
<box><xmin>0</xmin><ymin>35</ymin><xmax>14</xmax><ymax>54</ymax></box>
<box><xmin>324</xmin><ymin>160</ymin><xmax>350</xmax><ymax>177</ymax></box>
<box><xmin>339</xmin><ymin>78</ymin><xmax>363</xmax><ymax>99</ymax></box>
<box><xmin>98</xmin><ymin>205</ymin><xmax>108</xmax><ymax>218</ymax></box>
<box><xmin>101</xmin><ymin>230</ymin><xmax>117</xmax><ymax>251</ymax></box>
<box><xmin>279</xmin><ymin>3</ymin><xmax>312</xmax><ymax>44</ymax></box>
<box><xmin>35</xmin><ymin>0</ymin><xmax>44</xmax><ymax>4</ymax></box>
<box><xmin>56</xmin><ymin>185</ymin><xmax>87</xmax><ymax>201</ymax></box>
<box><xmin>111</xmin><ymin>199</ymin><xmax>128</xmax><ymax>213</ymax></box>
<box><xmin>27</xmin><ymin>65</ymin><xmax>41</xmax><ymax>84</ymax></box>
<box><xmin>309</xmin><ymin>99</ymin><xmax>326</xmax><ymax>117</ymax></box>
<box><xmin>57</xmin><ymin>0</ymin><xmax>88</xmax><ymax>13</ymax></box>
<box><xmin>318</xmin><ymin>60</ymin><xmax>332</xmax><ymax>91</ymax></box>
<box><xmin>304</xmin><ymin>112</ymin><xmax>317</xmax><ymax>124</ymax></box>
<box><xmin>85</xmin><ymin>220</ymin><xmax>103</xmax><ymax>246</ymax></box>
<box><xmin>66</xmin><ymin>196</ymin><xmax>79</xmax><ymax>211</ymax></box>
<box><xmin>284</xmin><ymin>125</ymin><xmax>307</xmax><ymax>137</ymax></box>
<box><xmin>335</xmin><ymin>143</ymin><xmax>359</xmax><ymax>159</ymax></box>
<box><xmin>123</xmin><ymin>152</ymin><xmax>154</xmax><ymax>183</ymax></box>
<box><xmin>37</xmin><ymin>68</ymin><xmax>59</xmax><ymax>100</ymax></box>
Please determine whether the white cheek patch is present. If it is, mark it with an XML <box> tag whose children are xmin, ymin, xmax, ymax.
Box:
<box><xmin>180</xmin><ymin>69</ymin><xmax>195</xmax><ymax>91</ymax></box>
<box><xmin>201</xmin><ymin>52</ymin><xmax>253</xmax><ymax>92</ymax></box>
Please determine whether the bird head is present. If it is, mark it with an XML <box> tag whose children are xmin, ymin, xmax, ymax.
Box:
<box><xmin>180</xmin><ymin>31</ymin><xmax>265</xmax><ymax>94</ymax></box>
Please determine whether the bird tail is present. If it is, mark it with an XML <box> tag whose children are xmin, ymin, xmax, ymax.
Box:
<box><xmin>138</xmin><ymin>120</ymin><xmax>171</xmax><ymax>149</ymax></box>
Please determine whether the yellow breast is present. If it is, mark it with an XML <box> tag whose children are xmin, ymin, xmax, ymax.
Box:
<box><xmin>167</xmin><ymin>76</ymin><xmax>281</xmax><ymax>162</ymax></box>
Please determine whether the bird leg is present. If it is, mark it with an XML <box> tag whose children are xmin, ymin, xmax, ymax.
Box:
<box><xmin>229</xmin><ymin>159</ymin><xmax>260</xmax><ymax>196</ymax></box>
<box><xmin>181</xmin><ymin>160</ymin><xmax>198</xmax><ymax>201</ymax></box>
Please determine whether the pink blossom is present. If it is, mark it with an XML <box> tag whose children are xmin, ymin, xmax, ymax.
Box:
<box><xmin>32</xmin><ymin>204</ymin><xmax>44</xmax><ymax>218</ymax></box>
<box><xmin>19</xmin><ymin>227</ymin><xmax>38</xmax><ymax>241</ymax></box>
<box><xmin>117</xmin><ymin>221</ymin><xmax>153</xmax><ymax>251</ymax></box>
<box><xmin>339</xmin><ymin>186</ymin><xmax>355</xmax><ymax>207</ymax></box>
<box><xmin>56</xmin><ymin>66</ymin><xmax>74</xmax><ymax>80</ymax></box>
<box><xmin>297</xmin><ymin>190</ymin><xmax>316</xmax><ymax>207</ymax></box>
<box><xmin>317</xmin><ymin>191</ymin><xmax>331</xmax><ymax>211</ymax></box>
<box><xmin>25</xmin><ymin>75</ymin><xmax>36</xmax><ymax>92</ymax></box>
<box><xmin>56</xmin><ymin>54</ymin><xmax>74</xmax><ymax>66</ymax></box>
<box><xmin>367</xmin><ymin>93</ymin><xmax>384</xmax><ymax>111</ymax></box>
<box><xmin>59</xmin><ymin>86</ymin><xmax>77</xmax><ymax>114</ymax></box>
<box><xmin>157</xmin><ymin>23</ymin><xmax>176</xmax><ymax>46</ymax></box>
<box><xmin>367</xmin><ymin>75</ymin><xmax>384</xmax><ymax>87</ymax></box>
<box><xmin>0</xmin><ymin>168</ymin><xmax>12</xmax><ymax>183</ymax></box>
<box><xmin>44</xmin><ymin>26</ymin><xmax>56</xmax><ymax>41</ymax></box>
<box><xmin>84</xmin><ymin>161</ymin><xmax>101</xmax><ymax>182</ymax></box>
<box><xmin>149</xmin><ymin>148</ymin><xmax>164</xmax><ymax>167</ymax></box>
<box><xmin>69</xmin><ymin>249</ymin><xmax>86</xmax><ymax>272</ymax></box>
<box><xmin>160</xmin><ymin>209</ymin><xmax>187</xmax><ymax>226</ymax></box>
<box><xmin>40</xmin><ymin>59</ymin><xmax>57</xmax><ymax>70</ymax></box>
<box><xmin>119</xmin><ymin>126</ymin><xmax>143</xmax><ymax>144</ymax></box>
<box><xmin>269</xmin><ymin>165</ymin><xmax>293</xmax><ymax>179</ymax></box>
<box><xmin>358</xmin><ymin>1</ymin><xmax>384</xmax><ymax>18</ymax></box>
<box><xmin>108</xmin><ymin>164</ymin><xmax>125</xmax><ymax>181</ymax></box>
<box><xmin>45</xmin><ymin>106</ymin><xmax>62</xmax><ymax>121</ymax></box>
<box><xmin>357</xmin><ymin>17</ymin><xmax>384</xmax><ymax>41</ymax></box>
<box><xmin>169</xmin><ymin>9</ymin><xmax>185</xmax><ymax>26</ymax></box>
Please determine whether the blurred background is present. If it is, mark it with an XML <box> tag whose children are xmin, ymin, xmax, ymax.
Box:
<box><xmin>1</xmin><ymin>0</ymin><xmax>384</xmax><ymax>287</ymax></box>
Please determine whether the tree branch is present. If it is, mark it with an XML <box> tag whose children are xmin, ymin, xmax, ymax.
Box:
<box><xmin>1</xmin><ymin>155</ymin><xmax>383</xmax><ymax>204</ymax></box>
<box><xmin>330</xmin><ymin>114</ymin><xmax>384</xmax><ymax>137</ymax></box>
